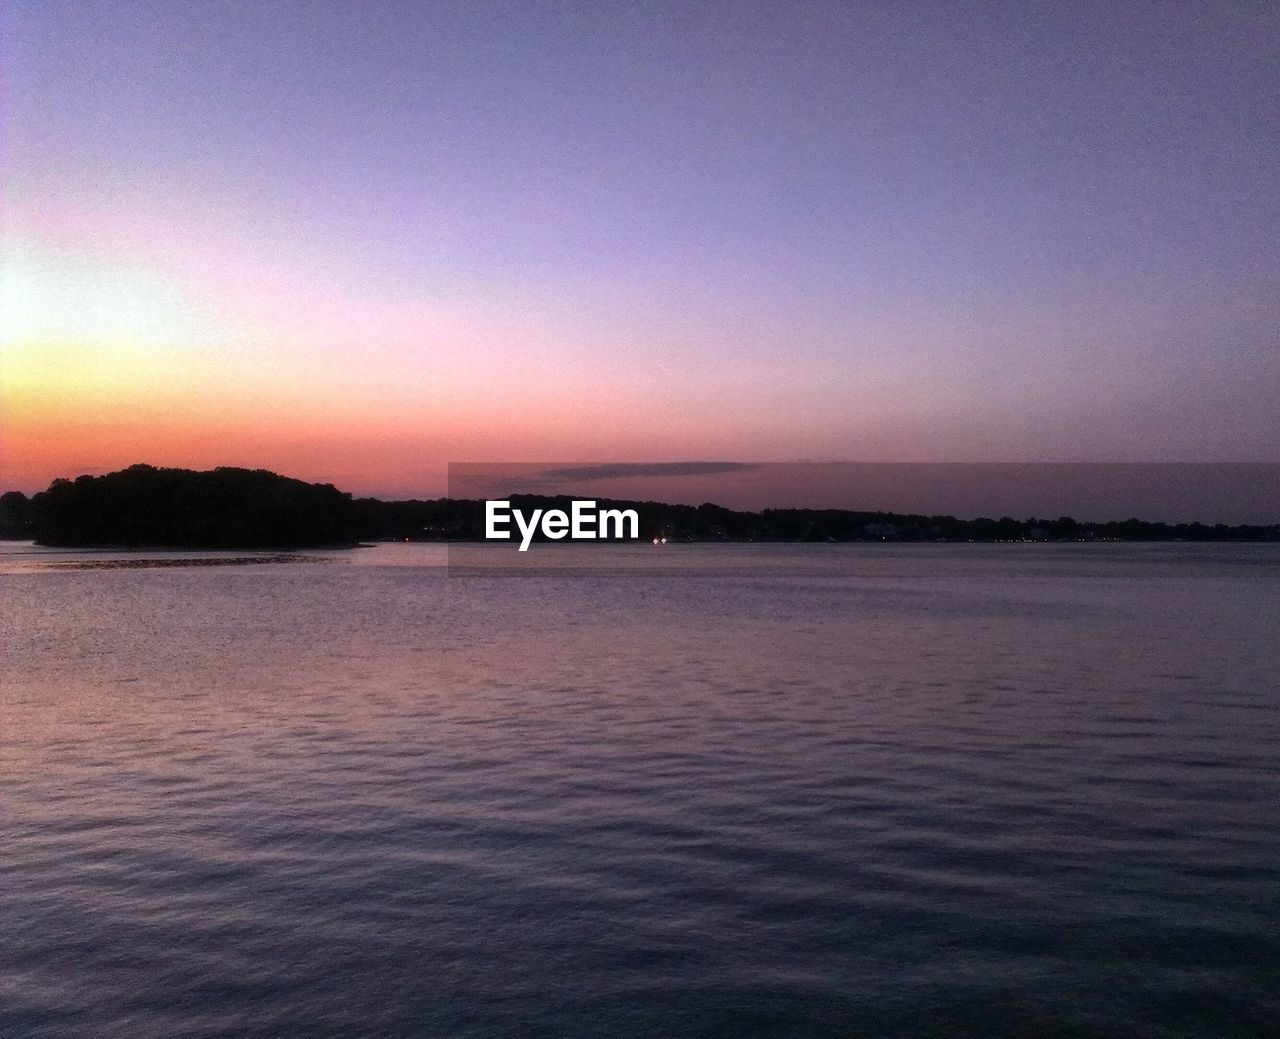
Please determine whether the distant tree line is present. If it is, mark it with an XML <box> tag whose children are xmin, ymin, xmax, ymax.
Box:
<box><xmin>355</xmin><ymin>495</ymin><xmax>1280</xmax><ymax>545</ymax></box>
<box><xmin>1</xmin><ymin>465</ymin><xmax>1277</xmax><ymax>547</ymax></box>
<box><xmin>4</xmin><ymin>465</ymin><xmax>356</xmax><ymax>548</ymax></box>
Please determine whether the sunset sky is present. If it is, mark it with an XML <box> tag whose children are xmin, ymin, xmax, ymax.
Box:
<box><xmin>3</xmin><ymin>1</ymin><xmax>1277</xmax><ymax>498</ymax></box>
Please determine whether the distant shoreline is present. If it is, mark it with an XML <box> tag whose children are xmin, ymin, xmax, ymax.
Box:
<box><xmin>2</xmin><ymin>465</ymin><xmax>1277</xmax><ymax>549</ymax></box>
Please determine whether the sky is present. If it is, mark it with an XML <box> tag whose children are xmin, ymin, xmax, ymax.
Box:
<box><xmin>2</xmin><ymin>1</ymin><xmax>1277</xmax><ymax>499</ymax></box>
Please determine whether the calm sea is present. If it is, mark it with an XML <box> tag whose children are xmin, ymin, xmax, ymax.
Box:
<box><xmin>2</xmin><ymin>542</ymin><xmax>1277</xmax><ymax>1038</ymax></box>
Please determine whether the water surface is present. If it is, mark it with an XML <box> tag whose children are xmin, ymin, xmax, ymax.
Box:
<box><xmin>2</xmin><ymin>542</ymin><xmax>1277</xmax><ymax>1037</ymax></box>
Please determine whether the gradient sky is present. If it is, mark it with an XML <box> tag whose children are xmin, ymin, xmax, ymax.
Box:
<box><xmin>2</xmin><ymin>1</ymin><xmax>1277</xmax><ymax>498</ymax></box>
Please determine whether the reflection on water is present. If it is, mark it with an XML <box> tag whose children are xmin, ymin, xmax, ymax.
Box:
<box><xmin>1</xmin><ymin>542</ymin><xmax>1277</xmax><ymax>1038</ymax></box>
<box><xmin>47</xmin><ymin>554</ymin><xmax>323</xmax><ymax>571</ymax></box>
<box><xmin>0</xmin><ymin>543</ymin><xmax>334</xmax><ymax>572</ymax></box>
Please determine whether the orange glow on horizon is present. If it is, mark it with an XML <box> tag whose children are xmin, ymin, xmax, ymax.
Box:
<box><xmin>1</xmin><ymin>201</ymin><xmax>1039</xmax><ymax>498</ymax></box>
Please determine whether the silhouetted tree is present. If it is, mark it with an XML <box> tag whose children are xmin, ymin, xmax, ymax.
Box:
<box><xmin>29</xmin><ymin>465</ymin><xmax>357</xmax><ymax>548</ymax></box>
<box><xmin>0</xmin><ymin>490</ymin><xmax>33</xmax><ymax>539</ymax></box>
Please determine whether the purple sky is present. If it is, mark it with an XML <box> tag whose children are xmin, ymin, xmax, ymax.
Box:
<box><xmin>3</xmin><ymin>1</ymin><xmax>1278</xmax><ymax>497</ymax></box>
